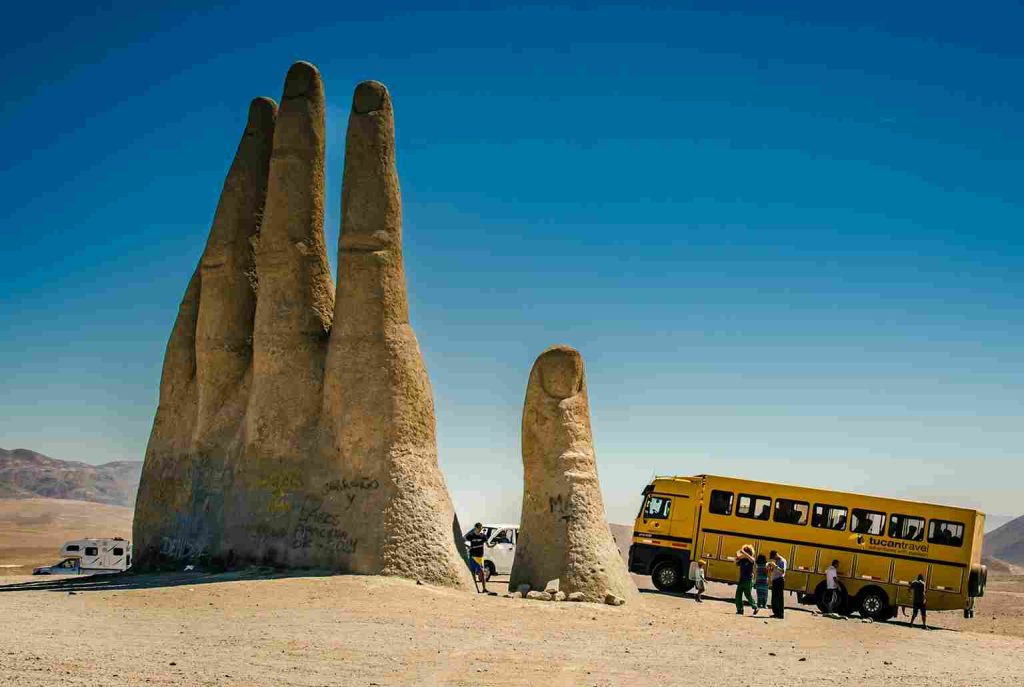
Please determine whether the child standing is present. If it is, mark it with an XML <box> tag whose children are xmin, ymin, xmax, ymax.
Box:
<box><xmin>694</xmin><ymin>560</ymin><xmax>707</xmax><ymax>603</ymax></box>
<box><xmin>754</xmin><ymin>554</ymin><xmax>770</xmax><ymax>609</ymax></box>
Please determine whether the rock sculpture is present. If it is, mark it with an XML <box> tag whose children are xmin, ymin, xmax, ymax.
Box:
<box><xmin>134</xmin><ymin>62</ymin><xmax>470</xmax><ymax>589</ymax></box>
<box><xmin>509</xmin><ymin>346</ymin><xmax>638</xmax><ymax>603</ymax></box>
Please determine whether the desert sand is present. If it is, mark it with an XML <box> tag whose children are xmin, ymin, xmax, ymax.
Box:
<box><xmin>0</xmin><ymin>570</ymin><xmax>1021</xmax><ymax>686</ymax></box>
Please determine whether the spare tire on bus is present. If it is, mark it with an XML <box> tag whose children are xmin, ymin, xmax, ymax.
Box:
<box><xmin>652</xmin><ymin>560</ymin><xmax>692</xmax><ymax>593</ymax></box>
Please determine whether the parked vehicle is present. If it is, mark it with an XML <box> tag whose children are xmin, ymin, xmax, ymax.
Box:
<box><xmin>33</xmin><ymin>538</ymin><xmax>132</xmax><ymax>575</ymax></box>
<box><xmin>32</xmin><ymin>558</ymin><xmax>84</xmax><ymax>575</ymax></box>
<box><xmin>629</xmin><ymin>474</ymin><xmax>986</xmax><ymax>620</ymax></box>
<box><xmin>479</xmin><ymin>524</ymin><xmax>518</xmax><ymax>580</ymax></box>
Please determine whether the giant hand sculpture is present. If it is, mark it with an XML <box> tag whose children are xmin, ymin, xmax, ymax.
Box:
<box><xmin>133</xmin><ymin>62</ymin><xmax>471</xmax><ymax>589</ymax></box>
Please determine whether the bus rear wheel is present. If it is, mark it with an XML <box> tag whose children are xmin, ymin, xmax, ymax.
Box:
<box><xmin>652</xmin><ymin>560</ymin><xmax>687</xmax><ymax>592</ymax></box>
<box><xmin>815</xmin><ymin>582</ymin><xmax>847</xmax><ymax>614</ymax></box>
<box><xmin>858</xmin><ymin>588</ymin><xmax>890</xmax><ymax>621</ymax></box>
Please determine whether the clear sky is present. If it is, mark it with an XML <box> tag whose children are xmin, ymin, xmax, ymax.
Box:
<box><xmin>1</xmin><ymin>1</ymin><xmax>1022</xmax><ymax>525</ymax></box>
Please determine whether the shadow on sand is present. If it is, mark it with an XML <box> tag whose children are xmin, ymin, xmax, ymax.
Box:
<box><xmin>0</xmin><ymin>568</ymin><xmax>335</xmax><ymax>594</ymax></box>
<box><xmin>638</xmin><ymin>588</ymin><xmax>955</xmax><ymax>631</ymax></box>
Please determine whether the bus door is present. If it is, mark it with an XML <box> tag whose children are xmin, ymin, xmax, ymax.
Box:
<box><xmin>893</xmin><ymin>558</ymin><xmax>929</xmax><ymax>606</ymax></box>
<box><xmin>791</xmin><ymin>544</ymin><xmax>819</xmax><ymax>591</ymax></box>
<box><xmin>707</xmin><ymin>533</ymin><xmax>753</xmax><ymax>582</ymax></box>
<box><xmin>854</xmin><ymin>552</ymin><xmax>892</xmax><ymax>584</ymax></box>
<box><xmin>929</xmin><ymin>563</ymin><xmax>963</xmax><ymax>595</ymax></box>
<box><xmin>817</xmin><ymin>548</ymin><xmax>854</xmax><ymax>589</ymax></box>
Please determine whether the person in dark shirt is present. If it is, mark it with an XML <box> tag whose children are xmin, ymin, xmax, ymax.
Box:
<box><xmin>910</xmin><ymin>574</ymin><xmax>927</xmax><ymax>629</ymax></box>
<box><xmin>464</xmin><ymin>522</ymin><xmax>490</xmax><ymax>594</ymax></box>
<box><xmin>734</xmin><ymin>544</ymin><xmax>758</xmax><ymax>615</ymax></box>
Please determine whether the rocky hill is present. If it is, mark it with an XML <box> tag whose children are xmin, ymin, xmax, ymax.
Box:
<box><xmin>985</xmin><ymin>514</ymin><xmax>1024</xmax><ymax>566</ymax></box>
<box><xmin>0</xmin><ymin>448</ymin><xmax>141</xmax><ymax>507</ymax></box>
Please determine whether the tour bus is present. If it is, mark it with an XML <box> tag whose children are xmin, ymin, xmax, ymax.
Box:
<box><xmin>629</xmin><ymin>475</ymin><xmax>986</xmax><ymax>620</ymax></box>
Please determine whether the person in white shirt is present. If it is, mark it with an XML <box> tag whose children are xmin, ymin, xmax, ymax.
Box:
<box><xmin>768</xmin><ymin>550</ymin><xmax>788</xmax><ymax>618</ymax></box>
<box><xmin>824</xmin><ymin>559</ymin><xmax>841</xmax><ymax>612</ymax></box>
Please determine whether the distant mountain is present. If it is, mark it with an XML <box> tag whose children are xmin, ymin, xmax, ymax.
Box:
<box><xmin>985</xmin><ymin>514</ymin><xmax>1018</xmax><ymax>533</ymax></box>
<box><xmin>0</xmin><ymin>448</ymin><xmax>141</xmax><ymax>507</ymax></box>
<box><xmin>984</xmin><ymin>514</ymin><xmax>1024</xmax><ymax>566</ymax></box>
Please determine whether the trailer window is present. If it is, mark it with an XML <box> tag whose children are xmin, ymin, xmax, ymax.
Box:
<box><xmin>851</xmin><ymin>509</ymin><xmax>886</xmax><ymax>536</ymax></box>
<box><xmin>812</xmin><ymin>504</ymin><xmax>848</xmax><ymax>531</ymax></box>
<box><xmin>709</xmin><ymin>490</ymin><xmax>734</xmax><ymax>516</ymax></box>
<box><xmin>928</xmin><ymin>519</ymin><xmax>964</xmax><ymax>547</ymax></box>
<box><xmin>65</xmin><ymin>545</ymin><xmax>80</xmax><ymax>552</ymax></box>
<box><xmin>112</xmin><ymin>548</ymin><xmax>124</xmax><ymax>556</ymax></box>
<box><xmin>773</xmin><ymin>498</ymin><xmax>809</xmax><ymax>525</ymax></box>
<box><xmin>643</xmin><ymin>496</ymin><xmax>672</xmax><ymax>519</ymax></box>
<box><xmin>737</xmin><ymin>494</ymin><xmax>771</xmax><ymax>521</ymax></box>
<box><xmin>85</xmin><ymin>547</ymin><xmax>98</xmax><ymax>556</ymax></box>
<box><xmin>490</xmin><ymin>529</ymin><xmax>513</xmax><ymax>545</ymax></box>
<box><xmin>888</xmin><ymin>514</ymin><xmax>925</xmax><ymax>541</ymax></box>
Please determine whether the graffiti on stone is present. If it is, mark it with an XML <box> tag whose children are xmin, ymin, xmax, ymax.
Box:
<box><xmin>291</xmin><ymin>497</ymin><xmax>358</xmax><ymax>554</ymax></box>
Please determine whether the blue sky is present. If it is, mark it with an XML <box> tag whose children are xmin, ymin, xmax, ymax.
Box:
<box><xmin>1</xmin><ymin>1</ymin><xmax>1022</xmax><ymax>524</ymax></box>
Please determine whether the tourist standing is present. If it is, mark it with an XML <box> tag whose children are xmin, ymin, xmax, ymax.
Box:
<box><xmin>824</xmin><ymin>559</ymin><xmax>841</xmax><ymax>612</ymax></box>
<box><xmin>734</xmin><ymin>545</ymin><xmax>758</xmax><ymax>615</ymax></box>
<box><xmin>910</xmin><ymin>574</ymin><xmax>928</xmax><ymax>629</ymax></box>
<box><xmin>754</xmin><ymin>554</ymin><xmax>769</xmax><ymax>609</ymax></box>
<box><xmin>768</xmin><ymin>549</ymin><xmax>787</xmax><ymax>618</ymax></box>
<box><xmin>464</xmin><ymin>522</ymin><xmax>490</xmax><ymax>594</ymax></box>
<box><xmin>694</xmin><ymin>560</ymin><xmax>707</xmax><ymax>603</ymax></box>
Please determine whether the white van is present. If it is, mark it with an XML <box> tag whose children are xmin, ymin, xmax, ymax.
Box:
<box><xmin>480</xmin><ymin>524</ymin><xmax>518</xmax><ymax>580</ymax></box>
<box><xmin>33</xmin><ymin>538</ymin><xmax>132</xmax><ymax>575</ymax></box>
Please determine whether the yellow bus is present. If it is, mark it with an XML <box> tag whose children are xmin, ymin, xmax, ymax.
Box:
<box><xmin>628</xmin><ymin>474</ymin><xmax>987</xmax><ymax>620</ymax></box>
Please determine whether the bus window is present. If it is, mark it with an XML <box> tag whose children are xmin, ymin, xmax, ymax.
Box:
<box><xmin>85</xmin><ymin>547</ymin><xmax>98</xmax><ymax>556</ymax></box>
<box><xmin>888</xmin><ymin>514</ymin><xmax>925</xmax><ymax>541</ymax></box>
<box><xmin>928</xmin><ymin>519</ymin><xmax>964</xmax><ymax>547</ymax></box>
<box><xmin>812</xmin><ymin>504</ymin><xmax>848</xmax><ymax>531</ymax></box>
<box><xmin>737</xmin><ymin>494</ymin><xmax>771</xmax><ymax>521</ymax></box>
<box><xmin>709</xmin><ymin>490</ymin><xmax>734</xmax><ymax>516</ymax></box>
<box><xmin>773</xmin><ymin>498</ymin><xmax>809</xmax><ymax>525</ymax></box>
<box><xmin>851</xmin><ymin>509</ymin><xmax>885</xmax><ymax>535</ymax></box>
<box><xmin>643</xmin><ymin>496</ymin><xmax>672</xmax><ymax>520</ymax></box>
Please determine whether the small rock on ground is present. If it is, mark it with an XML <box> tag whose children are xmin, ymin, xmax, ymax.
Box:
<box><xmin>604</xmin><ymin>592</ymin><xmax>625</xmax><ymax>606</ymax></box>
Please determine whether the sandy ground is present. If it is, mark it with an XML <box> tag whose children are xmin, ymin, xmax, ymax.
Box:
<box><xmin>0</xmin><ymin>498</ymin><xmax>133</xmax><ymax>575</ymax></box>
<box><xmin>0</xmin><ymin>571</ymin><xmax>1021</xmax><ymax>687</ymax></box>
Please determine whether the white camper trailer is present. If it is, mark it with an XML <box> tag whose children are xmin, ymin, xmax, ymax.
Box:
<box><xmin>32</xmin><ymin>538</ymin><xmax>132</xmax><ymax>575</ymax></box>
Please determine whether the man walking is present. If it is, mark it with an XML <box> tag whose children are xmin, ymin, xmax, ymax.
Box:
<box><xmin>464</xmin><ymin>522</ymin><xmax>490</xmax><ymax>594</ymax></box>
<box><xmin>768</xmin><ymin>549</ymin><xmax>787</xmax><ymax>619</ymax></box>
<box><xmin>910</xmin><ymin>573</ymin><xmax>927</xmax><ymax>629</ymax></box>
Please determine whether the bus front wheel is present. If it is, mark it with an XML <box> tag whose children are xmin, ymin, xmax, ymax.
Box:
<box><xmin>652</xmin><ymin>560</ymin><xmax>688</xmax><ymax>592</ymax></box>
<box><xmin>858</xmin><ymin>587</ymin><xmax>890</xmax><ymax>621</ymax></box>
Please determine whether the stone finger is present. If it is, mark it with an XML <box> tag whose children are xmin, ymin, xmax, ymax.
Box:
<box><xmin>315</xmin><ymin>81</ymin><xmax>470</xmax><ymax>587</ymax></box>
<box><xmin>195</xmin><ymin>97</ymin><xmax>277</xmax><ymax>445</ymax></box>
<box><xmin>133</xmin><ymin>269</ymin><xmax>201</xmax><ymax>567</ymax></box>
<box><xmin>248</xmin><ymin>61</ymin><xmax>335</xmax><ymax>454</ymax></box>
